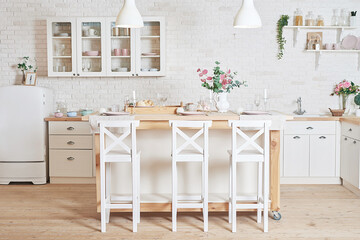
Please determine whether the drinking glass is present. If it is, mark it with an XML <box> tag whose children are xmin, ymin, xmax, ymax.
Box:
<box><xmin>159</xmin><ymin>94</ymin><xmax>168</xmax><ymax>106</ymax></box>
<box><xmin>254</xmin><ymin>94</ymin><xmax>261</xmax><ymax>110</ymax></box>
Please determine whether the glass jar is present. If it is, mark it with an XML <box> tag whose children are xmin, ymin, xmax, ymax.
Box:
<box><xmin>332</xmin><ymin>9</ymin><xmax>339</xmax><ymax>26</ymax></box>
<box><xmin>294</xmin><ymin>8</ymin><xmax>303</xmax><ymax>26</ymax></box>
<box><xmin>305</xmin><ymin>11</ymin><xmax>315</xmax><ymax>26</ymax></box>
<box><xmin>316</xmin><ymin>15</ymin><xmax>324</xmax><ymax>26</ymax></box>
<box><xmin>339</xmin><ymin>9</ymin><xmax>348</xmax><ymax>26</ymax></box>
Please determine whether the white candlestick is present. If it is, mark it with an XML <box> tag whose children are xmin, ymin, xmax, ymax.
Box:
<box><xmin>133</xmin><ymin>90</ymin><xmax>136</xmax><ymax>100</ymax></box>
<box><xmin>264</xmin><ymin>89</ymin><xmax>268</xmax><ymax>99</ymax></box>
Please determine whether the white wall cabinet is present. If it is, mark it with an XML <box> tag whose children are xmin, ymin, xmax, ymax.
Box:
<box><xmin>341</xmin><ymin>122</ymin><xmax>360</xmax><ymax>189</ymax></box>
<box><xmin>282</xmin><ymin>121</ymin><xmax>340</xmax><ymax>184</ymax></box>
<box><xmin>47</xmin><ymin>17</ymin><xmax>165</xmax><ymax>77</ymax></box>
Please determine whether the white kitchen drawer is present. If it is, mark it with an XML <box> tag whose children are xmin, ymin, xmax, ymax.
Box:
<box><xmin>49</xmin><ymin>135</ymin><xmax>93</xmax><ymax>149</ymax></box>
<box><xmin>49</xmin><ymin>121</ymin><xmax>91</xmax><ymax>135</ymax></box>
<box><xmin>284</xmin><ymin>121</ymin><xmax>336</xmax><ymax>135</ymax></box>
<box><xmin>50</xmin><ymin>150</ymin><xmax>92</xmax><ymax>177</ymax></box>
<box><xmin>341</xmin><ymin>122</ymin><xmax>360</xmax><ymax>140</ymax></box>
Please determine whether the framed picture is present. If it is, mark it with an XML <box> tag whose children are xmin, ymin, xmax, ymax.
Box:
<box><xmin>306</xmin><ymin>32</ymin><xmax>323</xmax><ymax>50</ymax></box>
<box><xmin>24</xmin><ymin>72</ymin><xmax>37</xmax><ymax>86</ymax></box>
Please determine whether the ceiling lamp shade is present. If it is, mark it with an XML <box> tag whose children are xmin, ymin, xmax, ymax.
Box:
<box><xmin>233</xmin><ymin>0</ymin><xmax>262</xmax><ymax>28</ymax></box>
<box><xmin>115</xmin><ymin>0</ymin><xmax>144</xmax><ymax>28</ymax></box>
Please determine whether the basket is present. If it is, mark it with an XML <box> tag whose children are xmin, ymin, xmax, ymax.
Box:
<box><xmin>328</xmin><ymin>108</ymin><xmax>345</xmax><ymax>116</ymax></box>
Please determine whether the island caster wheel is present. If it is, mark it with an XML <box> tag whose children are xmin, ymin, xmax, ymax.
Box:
<box><xmin>272</xmin><ymin>211</ymin><xmax>281</xmax><ymax>221</ymax></box>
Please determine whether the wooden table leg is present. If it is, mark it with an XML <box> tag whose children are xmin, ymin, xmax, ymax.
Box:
<box><xmin>270</xmin><ymin>130</ymin><xmax>280</xmax><ymax>212</ymax></box>
<box><xmin>95</xmin><ymin>134</ymin><xmax>101</xmax><ymax>213</ymax></box>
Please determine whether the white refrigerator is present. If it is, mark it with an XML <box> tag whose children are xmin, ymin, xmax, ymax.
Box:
<box><xmin>0</xmin><ymin>86</ymin><xmax>53</xmax><ymax>184</ymax></box>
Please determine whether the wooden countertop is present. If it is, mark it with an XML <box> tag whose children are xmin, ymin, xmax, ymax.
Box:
<box><xmin>340</xmin><ymin>117</ymin><xmax>360</xmax><ymax>125</ymax></box>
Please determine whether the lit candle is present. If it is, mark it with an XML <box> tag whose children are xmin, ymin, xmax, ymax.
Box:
<box><xmin>264</xmin><ymin>89</ymin><xmax>268</xmax><ymax>99</ymax></box>
<box><xmin>133</xmin><ymin>90</ymin><xmax>136</xmax><ymax>100</ymax></box>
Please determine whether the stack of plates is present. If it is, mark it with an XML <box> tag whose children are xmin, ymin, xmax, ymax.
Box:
<box><xmin>341</xmin><ymin>35</ymin><xmax>360</xmax><ymax>50</ymax></box>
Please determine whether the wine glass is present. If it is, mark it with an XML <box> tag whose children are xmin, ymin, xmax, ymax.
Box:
<box><xmin>160</xmin><ymin>95</ymin><xmax>167</xmax><ymax>106</ymax></box>
<box><xmin>254</xmin><ymin>94</ymin><xmax>261</xmax><ymax>110</ymax></box>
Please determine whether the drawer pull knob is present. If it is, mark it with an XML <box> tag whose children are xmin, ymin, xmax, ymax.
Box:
<box><xmin>306</xmin><ymin>127</ymin><xmax>313</xmax><ymax>130</ymax></box>
<box><xmin>345</xmin><ymin>137</ymin><xmax>348</xmax><ymax>141</ymax></box>
<box><xmin>67</xmin><ymin>141</ymin><xmax>75</xmax><ymax>145</ymax></box>
<box><xmin>319</xmin><ymin>136</ymin><xmax>326</xmax><ymax>139</ymax></box>
<box><xmin>67</xmin><ymin>127</ymin><xmax>75</xmax><ymax>131</ymax></box>
<box><xmin>293</xmin><ymin>136</ymin><xmax>300</xmax><ymax>139</ymax></box>
<box><xmin>67</xmin><ymin>157</ymin><xmax>75</xmax><ymax>161</ymax></box>
<box><xmin>354</xmin><ymin>141</ymin><xmax>357</xmax><ymax>144</ymax></box>
<box><xmin>349</xmin><ymin>128</ymin><xmax>352</xmax><ymax>132</ymax></box>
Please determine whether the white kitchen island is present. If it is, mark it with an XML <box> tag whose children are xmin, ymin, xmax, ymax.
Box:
<box><xmin>91</xmin><ymin>112</ymin><xmax>290</xmax><ymax>215</ymax></box>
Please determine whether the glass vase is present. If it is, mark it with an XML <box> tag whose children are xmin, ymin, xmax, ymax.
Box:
<box><xmin>340</xmin><ymin>94</ymin><xmax>348</xmax><ymax>110</ymax></box>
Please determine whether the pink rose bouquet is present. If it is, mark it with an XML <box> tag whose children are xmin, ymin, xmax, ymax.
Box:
<box><xmin>331</xmin><ymin>80</ymin><xmax>359</xmax><ymax>96</ymax></box>
<box><xmin>197</xmin><ymin>61</ymin><xmax>246</xmax><ymax>93</ymax></box>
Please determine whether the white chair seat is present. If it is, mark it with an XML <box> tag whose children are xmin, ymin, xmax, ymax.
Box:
<box><xmin>227</xmin><ymin>150</ymin><xmax>264</xmax><ymax>162</ymax></box>
<box><xmin>105</xmin><ymin>151</ymin><xmax>141</xmax><ymax>163</ymax></box>
<box><xmin>174</xmin><ymin>150</ymin><xmax>204</xmax><ymax>162</ymax></box>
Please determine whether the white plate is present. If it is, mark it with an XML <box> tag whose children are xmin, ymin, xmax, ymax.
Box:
<box><xmin>341</xmin><ymin>35</ymin><xmax>358</xmax><ymax>49</ymax></box>
<box><xmin>103</xmin><ymin>112</ymin><xmax>130</xmax><ymax>116</ymax></box>
<box><xmin>242</xmin><ymin>111</ymin><xmax>270</xmax><ymax>115</ymax></box>
<box><xmin>356</xmin><ymin>37</ymin><xmax>360</xmax><ymax>50</ymax></box>
<box><xmin>180</xmin><ymin>111</ymin><xmax>206</xmax><ymax>116</ymax></box>
<box><xmin>142</xmin><ymin>53</ymin><xmax>157</xmax><ymax>56</ymax></box>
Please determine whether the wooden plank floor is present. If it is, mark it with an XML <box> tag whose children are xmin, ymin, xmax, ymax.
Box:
<box><xmin>1</xmin><ymin>184</ymin><xmax>360</xmax><ymax>239</ymax></box>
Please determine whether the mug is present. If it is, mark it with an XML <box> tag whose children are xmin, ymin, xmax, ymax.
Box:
<box><xmin>88</xmin><ymin>28</ymin><xmax>98</xmax><ymax>36</ymax></box>
<box><xmin>121</xmin><ymin>49</ymin><xmax>129</xmax><ymax>56</ymax></box>
<box><xmin>114</xmin><ymin>49</ymin><xmax>121</xmax><ymax>56</ymax></box>
<box><xmin>325</xmin><ymin>43</ymin><xmax>332</xmax><ymax>50</ymax></box>
<box><xmin>333</xmin><ymin>43</ymin><xmax>341</xmax><ymax>50</ymax></box>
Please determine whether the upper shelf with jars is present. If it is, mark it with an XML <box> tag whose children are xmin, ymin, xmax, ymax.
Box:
<box><xmin>47</xmin><ymin>17</ymin><xmax>165</xmax><ymax>77</ymax></box>
<box><xmin>284</xmin><ymin>9</ymin><xmax>359</xmax><ymax>47</ymax></box>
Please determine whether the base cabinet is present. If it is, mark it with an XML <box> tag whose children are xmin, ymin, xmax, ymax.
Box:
<box><xmin>341</xmin><ymin>125</ymin><xmax>360</xmax><ymax>189</ymax></box>
<box><xmin>282</xmin><ymin>121</ymin><xmax>339</xmax><ymax>183</ymax></box>
<box><xmin>48</xmin><ymin>121</ymin><xmax>94</xmax><ymax>184</ymax></box>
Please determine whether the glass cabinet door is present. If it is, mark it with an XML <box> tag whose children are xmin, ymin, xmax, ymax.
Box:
<box><xmin>105</xmin><ymin>18</ymin><xmax>135</xmax><ymax>76</ymax></box>
<box><xmin>77</xmin><ymin>18</ymin><xmax>106</xmax><ymax>76</ymax></box>
<box><xmin>47</xmin><ymin>19</ymin><xmax>76</xmax><ymax>77</ymax></box>
<box><xmin>136</xmin><ymin>17</ymin><xmax>165</xmax><ymax>76</ymax></box>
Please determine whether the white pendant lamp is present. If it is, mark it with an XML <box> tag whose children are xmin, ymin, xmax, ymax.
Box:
<box><xmin>233</xmin><ymin>0</ymin><xmax>262</xmax><ymax>28</ymax></box>
<box><xmin>115</xmin><ymin>0</ymin><xmax>144</xmax><ymax>28</ymax></box>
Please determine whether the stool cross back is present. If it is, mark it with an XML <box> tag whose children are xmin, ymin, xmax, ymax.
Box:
<box><xmin>99</xmin><ymin>120</ymin><xmax>140</xmax><ymax>233</ymax></box>
<box><xmin>170</xmin><ymin>120</ymin><xmax>212</xmax><ymax>232</ymax></box>
<box><xmin>228</xmin><ymin>120</ymin><xmax>271</xmax><ymax>233</ymax></box>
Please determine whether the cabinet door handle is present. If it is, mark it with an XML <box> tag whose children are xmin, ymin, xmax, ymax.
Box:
<box><xmin>293</xmin><ymin>136</ymin><xmax>300</xmax><ymax>139</ymax></box>
<box><xmin>354</xmin><ymin>141</ymin><xmax>357</xmax><ymax>144</ymax></box>
<box><xmin>67</xmin><ymin>141</ymin><xmax>75</xmax><ymax>145</ymax></box>
<box><xmin>73</xmin><ymin>73</ymin><xmax>76</xmax><ymax>76</ymax></box>
<box><xmin>319</xmin><ymin>136</ymin><xmax>326</xmax><ymax>139</ymax></box>
<box><xmin>306</xmin><ymin>127</ymin><xmax>313</xmax><ymax>130</ymax></box>
<box><xmin>136</xmin><ymin>74</ymin><xmax>139</xmax><ymax>76</ymax></box>
<box><xmin>349</xmin><ymin>128</ymin><xmax>352</xmax><ymax>132</ymax></box>
<box><xmin>67</xmin><ymin>157</ymin><xmax>75</xmax><ymax>161</ymax></box>
<box><xmin>67</xmin><ymin>127</ymin><xmax>74</xmax><ymax>131</ymax></box>
<box><xmin>77</xmin><ymin>74</ymin><xmax>80</xmax><ymax>76</ymax></box>
<box><xmin>344</xmin><ymin>137</ymin><xmax>348</xmax><ymax>141</ymax></box>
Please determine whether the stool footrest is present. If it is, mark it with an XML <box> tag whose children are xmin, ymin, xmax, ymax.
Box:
<box><xmin>111</xmin><ymin>196</ymin><xmax>133</xmax><ymax>202</ymax></box>
<box><xmin>177</xmin><ymin>195</ymin><xmax>202</xmax><ymax>201</ymax></box>
<box><xmin>235</xmin><ymin>203</ymin><xmax>263</xmax><ymax>209</ymax></box>
<box><xmin>177</xmin><ymin>203</ymin><xmax>204</xmax><ymax>209</ymax></box>
<box><xmin>106</xmin><ymin>203</ymin><xmax>133</xmax><ymax>209</ymax></box>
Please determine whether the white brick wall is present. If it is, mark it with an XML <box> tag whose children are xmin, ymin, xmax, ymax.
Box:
<box><xmin>1</xmin><ymin>0</ymin><xmax>360</xmax><ymax>113</ymax></box>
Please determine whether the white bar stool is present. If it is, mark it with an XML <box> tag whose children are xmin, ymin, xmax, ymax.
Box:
<box><xmin>228</xmin><ymin>120</ymin><xmax>271</xmax><ymax>233</ymax></box>
<box><xmin>169</xmin><ymin>120</ymin><xmax>212</xmax><ymax>232</ymax></box>
<box><xmin>99</xmin><ymin>120</ymin><xmax>140</xmax><ymax>233</ymax></box>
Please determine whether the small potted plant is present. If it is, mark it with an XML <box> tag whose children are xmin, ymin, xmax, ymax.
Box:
<box><xmin>197</xmin><ymin>61</ymin><xmax>246</xmax><ymax>112</ymax></box>
<box><xmin>355</xmin><ymin>94</ymin><xmax>360</xmax><ymax>117</ymax></box>
<box><xmin>17</xmin><ymin>56</ymin><xmax>38</xmax><ymax>84</ymax></box>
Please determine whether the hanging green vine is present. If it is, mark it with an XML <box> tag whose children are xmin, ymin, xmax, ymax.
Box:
<box><xmin>277</xmin><ymin>15</ymin><xmax>289</xmax><ymax>60</ymax></box>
